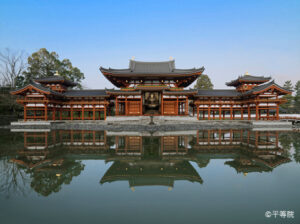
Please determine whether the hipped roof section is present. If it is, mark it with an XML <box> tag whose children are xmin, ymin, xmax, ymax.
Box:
<box><xmin>226</xmin><ymin>75</ymin><xmax>271</xmax><ymax>87</ymax></box>
<box><xmin>100</xmin><ymin>59</ymin><xmax>205</xmax><ymax>88</ymax></box>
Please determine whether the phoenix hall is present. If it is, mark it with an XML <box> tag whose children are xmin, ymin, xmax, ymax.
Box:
<box><xmin>11</xmin><ymin>59</ymin><xmax>291</xmax><ymax>121</ymax></box>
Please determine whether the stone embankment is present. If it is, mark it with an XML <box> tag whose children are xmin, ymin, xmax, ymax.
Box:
<box><xmin>4</xmin><ymin>116</ymin><xmax>293</xmax><ymax>131</ymax></box>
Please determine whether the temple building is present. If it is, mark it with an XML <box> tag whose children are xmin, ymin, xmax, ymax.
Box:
<box><xmin>11</xmin><ymin>59</ymin><xmax>291</xmax><ymax>121</ymax></box>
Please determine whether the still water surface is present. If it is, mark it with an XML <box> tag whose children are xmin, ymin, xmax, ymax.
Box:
<box><xmin>0</xmin><ymin>129</ymin><xmax>299</xmax><ymax>224</ymax></box>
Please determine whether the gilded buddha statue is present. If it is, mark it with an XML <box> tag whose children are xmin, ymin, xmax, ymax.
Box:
<box><xmin>146</xmin><ymin>93</ymin><xmax>159</xmax><ymax>109</ymax></box>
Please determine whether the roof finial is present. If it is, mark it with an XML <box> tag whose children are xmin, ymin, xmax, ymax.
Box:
<box><xmin>54</xmin><ymin>70</ymin><xmax>59</xmax><ymax>76</ymax></box>
<box><xmin>169</xmin><ymin>56</ymin><xmax>173</xmax><ymax>60</ymax></box>
<box><xmin>131</xmin><ymin>56</ymin><xmax>135</xmax><ymax>60</ymax></box>
<box><xmin>244</xmin><ymin>71</ymin><xmax>249</xmax><ymax>76</ymax></box>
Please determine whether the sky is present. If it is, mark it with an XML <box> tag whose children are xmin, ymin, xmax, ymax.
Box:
<box><xmin>1</xmin><ymin>0</ymin><xmax>299</xmax><ymax>89</ymax></box>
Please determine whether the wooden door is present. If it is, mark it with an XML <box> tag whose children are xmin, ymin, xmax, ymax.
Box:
<box><xmin>163</xmin><ymin>101</ymin><xmax>177</xmax><ymax>115</ymax></box>
<box><xmin>128</xmin><ymin>101</ymin><xmax>141</xmax><ymax>115</ymax></box>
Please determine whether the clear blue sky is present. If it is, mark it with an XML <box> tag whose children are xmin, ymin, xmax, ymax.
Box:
<box><xmin>1</xmin><ymin>0</ymin><xmax>299</xmax><ymax>89</ymax></box>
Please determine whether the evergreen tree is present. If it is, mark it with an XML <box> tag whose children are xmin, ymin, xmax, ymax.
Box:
<box><xmin>283</xmin><ymin>80</ymin><xmax>293</xmax><ymax>91</ymax></box>
<box><xmin>194</xmin><ymin>74</ymin><xmax>214</xmax><ymax>89</ymax></box>
<box><xmin>280</xmin><ymin>80</ymin><xmax>293</xmax><ymax>113</ymax></box>
<box><xmin>293</xmin><ymin>81</ymin><xmax>300</xmax><ymax>113</ymax></box>
<box><xmin>18</xmin><ymin>48</ymin><xmax>85</xmax><ymax>89</ymax></box>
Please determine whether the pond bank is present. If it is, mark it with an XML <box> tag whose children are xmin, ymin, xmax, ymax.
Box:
<box><xmin>4</xmin><ymin>117</ymin><xmax>293</xmax><ymax>131</ymax></box>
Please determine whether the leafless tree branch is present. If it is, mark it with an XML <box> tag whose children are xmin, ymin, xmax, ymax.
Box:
<box><xmin>0</xmin><ymin>48</ymin><xmax>27</xmax><ymax>88</ymax></box>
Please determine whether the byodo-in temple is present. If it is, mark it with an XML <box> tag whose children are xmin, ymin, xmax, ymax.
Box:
<box><xmin>11</xmin><ymin>59</ymin><xmax>292</xmax><ymax>121</ymax></box>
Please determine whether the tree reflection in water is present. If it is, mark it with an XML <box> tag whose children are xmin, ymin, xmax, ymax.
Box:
<box><xmin>0</xmin><ymin>160</ymin><xmax>30</xmax><ymax>198</ymax></box>
<box><xmin>0</xmin><ymin>129</ymin><xmax>299</xmax><ymax>196</ymax></box>
<box><xmin>29</xmin><ymin>159</ymin><xmax>84</xmax><ymax>196</ymax></box>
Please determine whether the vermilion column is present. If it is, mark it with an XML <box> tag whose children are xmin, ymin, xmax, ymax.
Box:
<box><xmin>82</xmin><ymin>106</ymin><xmax>84</xmax><ymax>120</ymax></box>
<box><xmin>24</xmin><ymin>105</ymin><xmax>27</xmax><ymax>121</ymax></box>
<box><xmin>44</xmin><ymin>105</ymin><xmax>48</xmax><ymax>121</ymax></box>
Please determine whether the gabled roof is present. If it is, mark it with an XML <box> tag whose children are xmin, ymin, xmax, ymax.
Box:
<box><xmin>35</xmin><ymin>76</ymin><xmax>77</xmax><ymax>87</ymax></box>
<box><xmin>11</xmin><ymin>82</ymin><xmax>64</xmax><ymax>97</ymax></box>
<box><xmin>196</xmin><ymin>89</ymin><xmax>240</xmax><ymax>97</ymax></box>
<box><xmin>226</xmin><ymin>75</ymin><xmax>271</xmax><ymax>87</ymax></box>
<box><xmin>242</xmin><ymin>81</ymin><xmax>292</xmax><ymax>96</ymax></box>
<box><xmin>64</xmin><ymin>89</ymin><xmax>108</xmax><ymax>97</ymax></box>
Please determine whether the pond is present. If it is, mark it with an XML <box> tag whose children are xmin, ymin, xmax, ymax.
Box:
<box><xmin>0</xmin><ymin>129</ymin><xmax>299</xmax><ymax>224</ymax></box>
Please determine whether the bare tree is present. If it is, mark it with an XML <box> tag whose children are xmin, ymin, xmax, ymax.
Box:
<box><xmin>0</xmin><ymin>48</ymin><xmax>27</xmax><ymax>88</ymax></box>
<box><xmin>0</xmin><ymin>160</ymin><xmax>31</xmax><ymax>198</ymax></box>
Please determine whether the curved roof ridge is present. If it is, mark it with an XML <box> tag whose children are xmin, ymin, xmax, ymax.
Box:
<box><xmin>243</xmin><ymin>80</ymin><xmax>292</xmax><ymax>95</ymax></box>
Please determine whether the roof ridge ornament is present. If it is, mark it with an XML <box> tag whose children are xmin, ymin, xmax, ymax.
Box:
<box><xmin>244</xmin><ymin>71</ymin><xmax>249</xmax><ymax>76</ymax></box>
<box><xmin>54</xmin><ymin>71</ymin><xmax>59</xmax><ymax>76</ymax></box>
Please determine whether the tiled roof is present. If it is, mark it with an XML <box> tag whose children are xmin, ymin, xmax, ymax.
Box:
<box><xmin>11</xmin><ymin>82</ymin><xmax>65</xmax><ymax>97</ymax></box>
<box><xmin>64</xmin><ymin>89</ymin><xmax>108</xmax><ymax>97</ymax></box>
<box><xmin>242</xmin><ymin>81</ymin><xmax>292</xmax><ymax>95</ymax></box>
<box><xmin>226</xmin><ymin>75</ymin><xmax>271</xmax><ymax>86</ymax></box>
<box><xmin>35</xmin><ymin>76</ymin><xmax>77</xmax><ymax>87</ymax></box>
<box><xmin>100</xmin><ymin>60</ymin><xmax>204</xmax><ymax>75</ymax></box>
<box><xmin>196</xmin><ymin>89</ymin><xmax>240</xmax><ymax>97</ymax></box>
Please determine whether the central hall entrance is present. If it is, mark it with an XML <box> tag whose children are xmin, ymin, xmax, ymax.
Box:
<box><xmin>143</xmin><ymin>91</ymin><xmax>161</xmax><ymax>115</ymax></box>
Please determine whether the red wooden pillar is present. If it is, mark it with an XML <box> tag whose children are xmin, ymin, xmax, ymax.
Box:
<box><xmin>115</xmin><ymin>97</ymin><xmax>119</xmax><ymax>115</ymax></box>
<box><xmin>140</xmin><ymin>95</ymin><xmax>143</xmax><ymax>115</ymax></box>
<box><xmin>52</xmin><ymin>106</ymin><xmax>56</xmax><ymax>120</ymax></box>
<box><xmin>248</xmin><ymin>104</ymin><xmax>251</xmax><ymax>120</ymax></box>
<box><xmin>93</xmin><ymin>106</ymin><xmax>95</xmax><ymax>120</ymax></box>
<box><xmin>219</xmin><ymin>107</ymin><xmax>221</xmax><ymax>120</ymax></box>
<box><xmin>255</xmin><ymin>104</ymin><xmax>259</xmax><ymax>120</ymax></box>
<box><xmin>176</xmin><ymin>96</ymin><xmax>179</xmax><ymax>115</ymax></box>
<box><xmin>125</xmin><ymin>96</ymin><xmax>127</xmax><ymax>116</ymax></box>
<box><xmin>208</xmin><ymin>105</ymin><xmax>211</xmax><ymax>120</ymax></box>
<box><xmin>59</xmin><ymin>108</ymin><xmax>62</xmax><ymax>120</ymax></box>
<box><xmin>104</xmin><ymin>106</ymin><xmax>106</xmax><ymax>120</ymax></box>
<box><xmin>24</xmin><ymin>105</ymin><xmax>27</xmax><ymax>121</ymax></box>
<box><xmin>197</xmin><ymin>105</ymin><xmax>199</xmax><ymax>120</ymax></box>
<box><xmin>44</xmin><ymin>105</ymin><xmax>48</xmax><ymax>121</ymax></box>
<box><xmin>276</xmin><ymin>105</ymin><xmax>279</xmax><ymax>120</ymax></box>
<box><xmin>71</xmin><ymin>106</ymin><xmax>73</xmax><ymax>120</ymax></box>
<box><xmin>241</xmin><ymin>107</ymin><xmax>243</xmax><ymax>120</ymax></box>
<box><xmin>161</xmin><ymin>94</ymin><xmax>164</xmax><ymax>115</ymax></box>
<box><xmin>82</xmin><ymin>105</ymin><xmax>84</xmax><ymax>120</ymax></box>
<box><xmin>230</xmin><ymin>107</ymin><xmax>233</xmax><ymax>120</ymax></box>
<box><xmin>185</xmin><ymin>97</ymin><xmax>188</xmax><ymax>115</ymax></box>
<box><xmin>267</xmin><ymin>109</ymin><xmax>270</xmax><ymax>120</ymax></box>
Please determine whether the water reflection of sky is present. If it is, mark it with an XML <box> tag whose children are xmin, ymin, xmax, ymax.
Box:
<box><xmin>0</xmin><ymin>129</ymin><xmax>299</xmax><ymax>224</ymax></box>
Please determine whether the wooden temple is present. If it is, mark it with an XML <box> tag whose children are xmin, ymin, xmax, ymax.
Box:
<box><xmin>11</xmin><ymin>60</ymin><xmax>291</xmax><ymax>121</ymax></box>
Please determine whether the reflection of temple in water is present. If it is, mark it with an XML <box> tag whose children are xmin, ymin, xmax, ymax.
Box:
<box><xmin>10</xmin><ymin>129</ymin><xmax>290</xmax><ymax>194</ymax></box>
